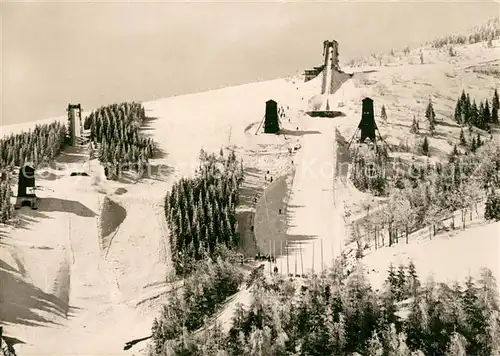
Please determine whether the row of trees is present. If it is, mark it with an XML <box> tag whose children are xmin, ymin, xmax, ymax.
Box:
<box><xmin>164</xmin><ymin>149</ymin><xmax>244</xmax><ymax>275</ymax></box>
<box><xmin>0</xmin><ymin>121</ymin><xmax>67</xmax><ymax>170</ymax></box>
<box><xmin>0</xmin><ymin>173</ymin><xmax>14</xmax><ymax>224</ymax></box>
<box><xmin>83</xmin><ymin>102</ymin><xmax>156</xmax><ymax>180</ymax></box>
<box><xmin>149</xmin><ymin>260</ymin><xmax>500</xmax><ymax>356</ymax></box>
<box><xmin>454</xmin><ymin>89</ymin><xmax>499</xmax><ymax>130</ymax></box>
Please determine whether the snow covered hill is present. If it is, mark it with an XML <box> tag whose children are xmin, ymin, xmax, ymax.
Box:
<box><xmin>1</xmin><ymin>34</ymin><xmax>499</xmax><ymax>355</ymax></box>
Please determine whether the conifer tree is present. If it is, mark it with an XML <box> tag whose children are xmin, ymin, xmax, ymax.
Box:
<box><xmin>460</xmin><ymin>91</ymin><xmax>468</xmax><ymax>122</ymax></box>
<box><xmin>381</xmin><ymin>105</ymin><xmax>387</xmax><ymax>122</ymax></box>
<box><xmin>410</xmin><ymin>116</ymin><xmax>419</xmax><ymax>134</ymax></box>
<box><xmin>421</xmin><ymin>136</ymin><xmax>430</xmax><ymax>156</ymax></box>
<box><xmin>483</xmin><ymin>99</ymin><xmax>491</xmax><ymax>125</ymax></box>
<box><xmin>407</xmin><ymin>261</ymin><xmax>420</xmax><ymax>296</ymax></box>
<box><xmin>478</xmin><ymin>101</ymin><xmax>486</xmax><ymax>129</ymax></box>
<box><xmin>425</xmin><ymin>100</ymin><xmax>436</xmax><ymax>130</ymax></box>
<box><xmin>484</xmin><ymin>191</ymin><xmax>500</xmax><ymax>221</ymax></box>
<box><xmin>387</xmin><ymin>263</ymin><xmax>398</xmax><ymax>293</ymax></box>
<box><xmin>493</xmin><ymin>88</ymin><xmax>499</xmax><ymax>111</ymax></box>
<box><xmin>459</xmin><ymin>127</ymin><xmax>467</xmax><ymax>146</ymax></box>
<box><xmin>428</xmin><ymin>113</ymin><xmax>436</xmax><ymax>135</ymax></box>
<box><xmin>492</xmin><ymin>106</ymin><xmax>499</xmax><ymax>125</ymax></box>
<box><xmin>461</xmin><ymin>276</ymin><xmax>492</xmax><ymax>355</ymax></box>
<box><xmin>449</xmin><ymin>145</ymin><xmax>460</xmax><ymax>163</ymax></box>
<box><xmin>470</xmin><ymin>100</ymin><xmax>479</xmax><ymax>128</ymax></box>
<box><xmin>454</xmin><ymin>99</ymin><xmax>462</xmax><ymax>124</ymax></box>
<box><xmin>471</xmin><ymin>136</ymin><xmax>477</xmax><ymax>153</ymax></box>
<box><xmin>396</xmin><ymin>264</ymin><xmax>407</xmax><ymax>300</ymax></box>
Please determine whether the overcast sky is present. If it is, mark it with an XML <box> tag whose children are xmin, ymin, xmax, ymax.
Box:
<box><xmin>2</xmin><ymin>1</ymin><xmax>498</xmax><ymax>126</ymax></box>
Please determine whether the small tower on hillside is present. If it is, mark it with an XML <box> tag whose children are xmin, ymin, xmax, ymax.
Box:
<box><xmin>264</xmin><ymin>99</ymin><xmax>280</xmax><ymax>134</ymax></box>
<box><xmin>67</xmin><ymin>103</ymin><xmax>83</xmax><ymax>146</ymax></box>
<box><xmin>359</xmin><ymin>97</ymin><xmax>376</xmax><ymax>143</ymax></box>
<box><xmin>348</xmin><ymin>97</ymin><xmax>386</xmax><ymax>148</ymax></box>
<box><xmin>14</xmin><ymin>165</ymin><xmax>38</xmax><ymax>210</ymax></box>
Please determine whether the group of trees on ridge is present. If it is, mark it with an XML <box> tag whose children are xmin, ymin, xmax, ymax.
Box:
<box><xmin>346</xmin><ymin>17</ymin><xmax>499</xmax><ymax>68</ymax></box>
<box><xmin>150</xmin><ymin>257</ymin><xmax>500</xmax><ymax>356</ymax></box>
<box><xmin>430</xmin><ymin>17</ymin><xmax>499</xmax><ymax>48</ymax></box>
<box><xmin>454</xmin><ymin>89</ymin><xmax>499</xmax><ymax>131</ymax></box>
<box><xmin>164</xmin><ymin>149</ymin><xmax>244</xmax><ymax>275</ymax></box>
<box><xmin>84</xmin><ymin>102</ymin><xmax>156</xmax><ymax>180</ymax></box>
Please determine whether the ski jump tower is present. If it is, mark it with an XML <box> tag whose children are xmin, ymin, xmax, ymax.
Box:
<box><xmin>321</xmin><ymin>40</ymin><xmax>351</xmax><ymax>95</ymax></box>
<box><xmin>67</xmin><ymin>103</ymin><xmax>82</xmax><ymax>146</ymax></box>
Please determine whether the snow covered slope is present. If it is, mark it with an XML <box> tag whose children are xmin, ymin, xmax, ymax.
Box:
<box><xmin>1</xmin><ymin>35</ymin><xmax>499</xmax><ymax>355</ymax></box>
<box><xmin>0</xmin><ymin>75</ymin><xmax>314</xmax><ymax>355</ymax></box>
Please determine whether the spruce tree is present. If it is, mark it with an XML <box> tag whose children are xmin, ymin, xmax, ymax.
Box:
<box><xmin>470</xmin><ymin>100</ymin><xmax>479</xmax><ymax>128</ymax></box>
<box><xmin>460</xmin><ymin>91</ymin><xmax>468</xmax><ymax>123</ymax></box>
<box><xmin>493</xmin><ymin>89</ymin><xmax>499</xmax><ymax>111</ymax></box>
<box><xmin>454</xmin><ymin>99</ymin><xmax>462</xmax><ymax>124</ymax></box>
<box><xmin>483</xmin><ymin>99</ymin><xmax>491</xmax><ymax>125</ymax></box>
<box><xmin>425</xmin><ymin>100</ymin><xmax>436</xmax><ymax>135</ymax></box>
<box><xmin>485</xmin><ymin>191</ymin><xmax>500</xmax><ymax>221</ymax></box>
<box><xmin>461</xmin><ymin>276</ymin><xmax>492</xmax><ymax>355</ymax></box>
<box><xmin>429</xmin><ymin>119</ymin><xmax>435</xmax><ymax>135</ymax></box>
<box><xmin>421</xmin><ymin>136</ymin><xmax>430</xmax><ymax>156</ymax></box>
<box><xmin>425</xmin><ymin>100</ymin><xmax>436</xmax><ymax>123</ymax></box>
<box><xmin>465</xmin><ymin>93</ymin><xmax>472</xmax><ymax>124</ymax></box>
<box><xmin>410</xmin><ymin>116</ymin><xmax>419</xmax><ymax>134</ymax></box>
<box><xmin>396</xmin><ymin>264</ymin><xmax>407</xmax><ymax>300</ymax></box>
<box><xmin>381</xmin><ymin>105</ymin><xmax>388</xmax><ymax>121</ymax></box>
<box><xmin>492</xmin><ymin>107</ymin><xmax>499</xmax><ymax>125</ymax></box>
<box><xmin>471</xmin><ymin>136</ymin><xmax>477</xmax><ymax>153</ymax></box>
<box><xmin>407</xmin><ymin>261</ymin><xmax>420</xmax><ymax>296</ymax></box>
<box><xmin>478</xmin><ymin>101</ymin><xmax>486</xmax><ymax>129</ymax></box>
<box><xmin>449</xmin><ymin>145</ymin><xmax>460</xmax><ymax>163</ymax></box>
<box><xmin>387</xmin><ymin>263</ymin><xmax>398</xmax><ymax>293</ymax></box>
<box><xmin>459</xmin><ymin>128</ymin><xmax>467</xmax><ymax>146</ymax></box>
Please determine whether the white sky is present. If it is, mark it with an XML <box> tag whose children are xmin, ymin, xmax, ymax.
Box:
<box><xmin>1</xmin><ymin>1</ymin><xmax>498</xmax><ymax>125</ymax></box>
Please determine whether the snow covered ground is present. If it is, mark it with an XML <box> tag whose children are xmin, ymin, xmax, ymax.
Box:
<box><xmin>264</xmin><ymin>118</ymin><xmax>345</xmax><ymax>276</ymax></box>
<box><xmin>0</xmin><ymin>74</ymin><xmax>319</xmax><ymax>355</ymax></box>
<box><xmin>1</xmin><ymin>36</ymin><xmax>499</xmax><ymax>355</ymax></box>
<box><xmin>363</xmin><ymin>221</ymin><xmax>500</xmax><ymax>293</ymax></box>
